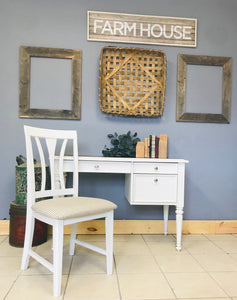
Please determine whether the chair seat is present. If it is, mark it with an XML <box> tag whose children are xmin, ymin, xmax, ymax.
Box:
<box><xmin>32</xmin><ymin>197</ymin><xmax>117</xmax><ymax>220</ymax></box>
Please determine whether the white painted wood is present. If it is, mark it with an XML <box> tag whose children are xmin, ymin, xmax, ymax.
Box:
<box><xmin>69</xmin><ymin>223</ymin><xmax>77</xmax><ymax>256</ymax></box>
<box><xmin>124</xmin><ymin>174</ymin><xmax>132</xmax><ymax>204</ymax></box>
<box><xmin>132</xmin><ymin>174</ymin><xmax>177</xmax><ymax>204</ymax></box>
<box><xmin>176</xmin><ymin>207</ymin><xmax>184</xmax><ymax>251</ymax></box>
<box><xmin>35</xmin><ymin>137</ymin><xmax>46</xmax><ymax>191</ymax></box>
<box><xmin>133</xmin><ymin>162</ymin><xmax>178</xmax><ymax>174</ymax></box>
<box><xmin>163</xmin><ymin>205</ymin><xmax>169</xmax><ymax>235</ymax></box>
<box><xmin>21</xmin><ymin>211</ymin><xmax>35</xmax><ymax>270</ymax></box>
<box><xmin>35</xmin><ymin>188</ymin><xmax>75</xmax><ymax>199</ymax></box>
<box><xmin>59</xmin><ymin>139</ymin><xmax>67</xmax><ymax>189</ymax></box>
<box><xmin>21</xmin><ymin>126</ymin><xmax>116</xmax><ymax>297</ymax></box>
<box><xmin>175</xmin><ymin>163</ymin><xmax>186</xmax><ymax>250</ymax></box>
<box><xmin>29</xmin><ymin>249</ymin><xmax>54</xmax><ymax>272</ymax></box>
<box><xmin>74</xmin><ymin>239</ymin><xmax>106</xmax><ymax>255</ymax></box>
<box><xmin>78</xmin><ymin>160</ymin><xmax>131</xmax><ymax>173</ymax></box>
<box><xmin>46</xmin><ymin>138</ymin><xmax>57</xmax><ymax>190</ymax></box>
<box><xmin>56</xmin><ymin>156</ymin><xmax>188</xmax><ymax>249</ymax></box>
<box><xmin>53</xmin><ymin>221</ymin><xmax>64</xmax><ymax>297</ymax></box>
<box><xmin>105</xmin><ymin>211</ymin><xmax>114</xmax><ymax>275</ymax></box>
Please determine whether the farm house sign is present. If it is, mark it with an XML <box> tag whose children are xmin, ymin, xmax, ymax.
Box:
<box><xmin>88</xmin><ymin>11</ymin><xmax>197</xmax><ymax>47</ymax></box>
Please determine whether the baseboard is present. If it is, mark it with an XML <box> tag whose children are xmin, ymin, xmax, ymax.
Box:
<box><xmin>0</xmin><ymin>220</ymin><xmax>10</xmax><ymax>235</ymax></box>
<box><xmin>1</xmin><ymin>219</ymin><xmax>237</xmax><ymax>235</ymax></box>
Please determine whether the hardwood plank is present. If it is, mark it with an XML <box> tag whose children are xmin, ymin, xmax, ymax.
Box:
<box><xmin>0</xmin><ymin>220</ymin><xmax>9</xmax><ymax>235</ymax></box>
<box><xmin>2</xmin><ymin>220</ymin><xmax>237</xmax><ymax>235</ymax></box>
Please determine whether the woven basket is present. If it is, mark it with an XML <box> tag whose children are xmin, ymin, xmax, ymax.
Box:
<box><xmin>99</xmin><ymin>46</ymin><xmax>166</xmax><ymax>117</ymax></box>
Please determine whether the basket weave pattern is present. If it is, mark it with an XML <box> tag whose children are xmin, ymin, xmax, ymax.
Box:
<box><xmin>99</xmin><ymin>47</ymin><xmax>166</xmax><ymax>117</ymax></box>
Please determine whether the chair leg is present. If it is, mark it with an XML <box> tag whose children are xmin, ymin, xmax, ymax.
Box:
<box><xmin>105</xmin><ymin>211</ymin><xmax>114</xmax><ymax>275</ymax></box>
<box><xmin>53</xmin><ymin>221</ymin><xmax>64</xmax><ymax>297</ymax></box>
<box><xmin>21</xmin><ymin>212</ymin><xmax>35</xmax><ymax>270</ymax></box>
<box><xmin>69</xmin><ymin>223</ymin><xmax>77</xmax><ymax>256</ymax></box>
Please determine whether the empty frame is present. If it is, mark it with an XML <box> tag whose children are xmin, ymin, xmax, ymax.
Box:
<box><xmin>19</xmin><ymin>46</ymin><xmax>82</xmax><ymax>120</ymax></box>
<box><xmin>176</xmin><ymin>54</ymin><xmax>232</xmax><ymax>123</ymax></box>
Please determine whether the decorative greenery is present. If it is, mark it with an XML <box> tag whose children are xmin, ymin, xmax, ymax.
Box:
<box><xmin>16</xmin><ymin>155</ymin><xmax>37</xmax><ymax>165</ymax></box>
<box><xmin>102</xmin><ymin>131</ymin><xmax>140</xmax><ymax>157</ymax></box>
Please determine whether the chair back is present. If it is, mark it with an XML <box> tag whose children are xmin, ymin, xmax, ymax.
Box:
<box><xmin>24</xmin><ymin>126</ymin><xmax>79</xmax><ymax>207</ymax></box>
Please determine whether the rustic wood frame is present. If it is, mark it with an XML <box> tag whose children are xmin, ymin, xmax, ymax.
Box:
<box><xmin>19</xmin><ymin>46</ymin><xmax>81</xmax><ymax>119</ymax></box>
<box><xmin>176</xmin><ymin>54</ymin><xmax>232</xmax><ymax>123</ymax></box>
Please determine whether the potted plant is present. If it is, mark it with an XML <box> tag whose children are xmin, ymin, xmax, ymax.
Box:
<box><xmin>102</xmin><ymin>131</ymin><xmax>140</xmax><ymax>157</ymax></box>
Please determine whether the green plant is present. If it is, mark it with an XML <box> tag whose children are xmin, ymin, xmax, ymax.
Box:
<box><xmin>102</xmin><ymin>131</ymin><xmax>140</xmax><ymax>157</ymax></box>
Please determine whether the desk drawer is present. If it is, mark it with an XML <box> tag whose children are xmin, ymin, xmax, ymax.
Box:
<box><xmin>78</xmin><ymin>160</ymin><xmax>131</xmax><ymax>173</ymax></box>
<box><xmin>133</xmin><ymin>174</ymin><xmax>177</xmax><ymax>204</ymax></box>
<box><xmin>133</xmin><ymin>163</ymin><xmax>178</xmax><ymax>174</ymax></box>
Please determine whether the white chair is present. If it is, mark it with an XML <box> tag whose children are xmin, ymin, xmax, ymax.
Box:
<box><xmin>21</xmin><ymin>126</ymin><xmax>117</xmax><ymax>297</ymax></box>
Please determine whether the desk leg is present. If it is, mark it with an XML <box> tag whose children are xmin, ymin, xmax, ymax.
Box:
<box><xmin>163</xmin><ymin>205</ymin><xmax>169</xmax><ymax>235</ymax></box>
<box><xmin>175</xmin><ymin>207</ymin><xmax>183</xmax><ymax>251</ymax></box>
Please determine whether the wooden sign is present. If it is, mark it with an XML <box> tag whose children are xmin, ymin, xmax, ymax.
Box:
<box><xmin>88</xmin><ymin>11</ymin><xmax>197</xmax><ymax>47</ymax></box>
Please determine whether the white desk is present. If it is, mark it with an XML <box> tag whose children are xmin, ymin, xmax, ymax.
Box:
<box><xmin>61</xmin><ymin>156</ymin><xmax>189</xmax><ymax>250</ymax></box>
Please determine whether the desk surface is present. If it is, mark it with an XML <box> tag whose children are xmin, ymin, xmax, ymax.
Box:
<box><xmin>61</xmin><ymin>156</ymin><xmax>188</xmax><ymax>174</ymax></box>
<box><xmin>64</xmin><ymin>156</ymin><xmax>189</xmax><ymax>164</ymax></box>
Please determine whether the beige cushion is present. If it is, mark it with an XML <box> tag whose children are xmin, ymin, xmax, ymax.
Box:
<box><xmin>32</xmin><ymin>197</ymin><xmax>117</xmax><ymax>220</ymax></box>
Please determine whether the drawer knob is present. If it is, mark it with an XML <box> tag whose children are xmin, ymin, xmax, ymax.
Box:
<box><xmin>94</xmin><ymin>165</ymin><xmax>100</xmax><ymax>169</ymax></box>
<box><xmin>154</xmin><ymin>167</ymin><xmax>159</xmax><ymax>171</ymax></box>
<box><xmin>154</xmin><ymin>178</ymin><xmax>159</xmax><ymax>183</ymax></box>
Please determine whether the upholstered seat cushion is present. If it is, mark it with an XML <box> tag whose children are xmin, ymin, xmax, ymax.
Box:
<box><xmin>32</xmin><ymin>197</ymin><xmax>117</xmax><ymax>220</ymax></box>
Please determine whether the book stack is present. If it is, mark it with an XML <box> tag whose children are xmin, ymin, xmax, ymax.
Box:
<box><xmin>136</xmin><ymin>134</ymin><xmax>168</xmax><ymax>158</ymax></box>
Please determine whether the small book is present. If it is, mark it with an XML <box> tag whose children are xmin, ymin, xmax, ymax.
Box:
<box><xmin>136</xmin><ymin>141</ymin><xmax>145</xmax><ymax>158</ymax></box>
<box><xmin>151</xmin><ymin>135</ymin><xmax>156</xmax><ymax>158</ymax></box>
<box><xmin>149</xmin><ymin>135</ymin><xmax>152</xmax><ymax>158</ymax></box>
<box><xmin>159</xmin><ymin>134</ymin><xmax>168</xmax><ymax>158</ymax></box>
<box><xmin>144</xmin><ymin>138</ymin><xmax>149</xmax><ymax>158</ymax></box>
<box><xmin>155</xmin><ymin>136</ymin><xmax>159</xmax><ymax>158</ymax></box>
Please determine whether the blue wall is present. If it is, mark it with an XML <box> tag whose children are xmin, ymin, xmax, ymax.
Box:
<box><xmin>0</xmin><ymin>0</ymin><xmax>236</xmax><ymax>220</ymax></box>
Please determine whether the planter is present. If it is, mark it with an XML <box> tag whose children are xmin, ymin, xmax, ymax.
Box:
<box><xmin>15</xmin><ymin>162</ymin><xmax>49</xmax><ymax>205</ymax></box>
<box><xmin>9</xmin><ymin>201</ymin><xmax>48</xmax><ymax>247</ymax></box>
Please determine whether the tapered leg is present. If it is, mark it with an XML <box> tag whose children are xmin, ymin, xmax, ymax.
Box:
<box><xmin>175</xmin><ymin>207</ymin><xmax>183</xmax><ymax>251</ymax></box>
<box><xmin>21</xmin><ymin>212</ymin><xmax>35</xmax><ymax>270</ymax></box>
<box><xmin>69</xmin><ymin>223</ymin><xmax>77</xmax><ymax>255</ymax></box>
<box><xmin>105</xmin><ymin>211</ymin><xmax>114</xmax><ymax>275</ymax></box>
<box><xmin>53</xmin><ymin>221</ymin><xmax>64</xmax><ymax>297</ymax></box>
<box><xmin>163</xmin><ymin>205</ymin><xmax>169</xmax><ymax>235</ymax></box>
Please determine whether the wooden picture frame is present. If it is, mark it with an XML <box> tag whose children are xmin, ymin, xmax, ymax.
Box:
<box><xmin>176</xmin><ymin>54</ymin><xmax>232</xmax><ymax>123</ymax></box>
<box><xmin>19</xmin><ymin>46</ymin><xmax>81</xmax><ymax>120</ymax></box>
